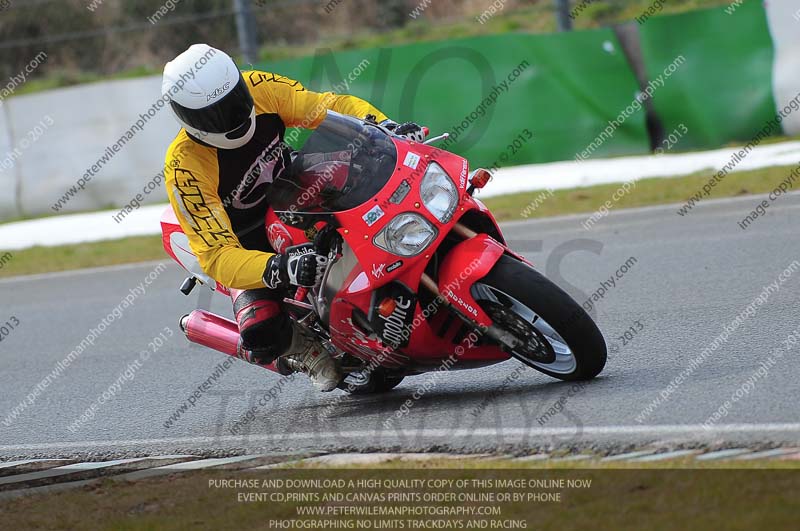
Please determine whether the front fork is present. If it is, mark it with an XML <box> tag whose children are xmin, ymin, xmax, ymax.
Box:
<box><xmin>419</xmin><ymin>225</ymin><xmax>520</xmax><ymax>352</ymax></box>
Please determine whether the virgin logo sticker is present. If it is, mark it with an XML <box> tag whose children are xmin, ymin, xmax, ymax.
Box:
<box><xmin>372</xmin><ymin>263</ymin><xmax>386</xmax><ymax>279</ymax></box>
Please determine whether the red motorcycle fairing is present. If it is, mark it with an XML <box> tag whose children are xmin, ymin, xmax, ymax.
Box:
<box><xmin>162</xmin><ymin>114</ymin><xmax>527</xmax><ymax>375</ymax></box>
<box><xmin>467</xmin><ymin>195</ymin><xmax>534</xmax><ymax>268</ymax></box>
<box><xmin>319</xmin><ymin>138</ymin><xmax>510</xmax><ymax>368</ymax></box>
<box><xmin>436</xmin><ymin>233</ymin><xmax>505</xmax><ymax>329</ymax></box>
<box><xmin>265</xmin><ymin>209</ymin><xmax>309</xmax><ymax>252</ymax></box>
<box><xmin>160</xmin><ymin>208</ymin><xmax>231</xmax><ymax>296</ymax></box>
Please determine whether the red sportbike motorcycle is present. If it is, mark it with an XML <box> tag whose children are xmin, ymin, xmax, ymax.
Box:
<box><xmin>161</xmin><ymin>112</ymin><xmax>606</xmax><ymax>394</ymax></box>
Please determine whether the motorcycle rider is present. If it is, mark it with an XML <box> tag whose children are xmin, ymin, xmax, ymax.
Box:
<box><xmin>161</xmin><ymin>44</ymin><xmax>425</xmax><ymax>391</ymax></box>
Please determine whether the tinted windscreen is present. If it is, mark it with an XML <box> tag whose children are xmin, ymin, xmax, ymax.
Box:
<box><xmin>269</xmin><ymin>112</ymin><xmax>397</xmax><ymax>213</ymax></box>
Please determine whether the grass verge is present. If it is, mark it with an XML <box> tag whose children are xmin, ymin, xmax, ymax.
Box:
<box><xmin>0</xmin><ymin>457</ymin><xmax>797</xmax><ymax>530</ymax></box>
<box><xmin>1</xmin><ymin>163</ymin><xmax>795</xmax><ymax>278</ymax></box>
<box><xmin>0</xmin><ymin>236</ymin><xmax>165</xmax><ymax>278</ymax></box>
<box><xmin>481</xmin><ymin>163</ymin><xmax>796</xmax><ymax>222</ymax></box>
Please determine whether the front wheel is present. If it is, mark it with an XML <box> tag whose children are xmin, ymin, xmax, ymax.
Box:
<box><xmin>474</xmin><ymin>255</ymin><xmax>607</xmax><ymax>381</ymax></box>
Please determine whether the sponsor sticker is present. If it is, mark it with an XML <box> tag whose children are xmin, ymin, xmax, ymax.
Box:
<box><xmin>387</xmin><ymin>260</ymin><xmax>403</xmax><ymax>273</ymax></box>
<box><xmin>372</xmin><ymin>263</ymin><xmax>386</xmax><ymax>279</ymax></box>
<box><xmin>370</xmin><ymin>284</ymin><xmax>417</xmax><ymax>349</ymax></box>
<box><xmin>267</xmin><ymin>223</ymin><xmax>293</xmax><ymax>253</ymax></box>
<box><xmin>207</xmin><ymin>81</ymin><xmax>231</xmax><ymax>102</ymax></box>
<box><xmin>287</xmin><ymin>243</ymin><xmax>315</xmax><ymax>258</ymax></box>
<box><xmin>403</xmin><ymin>152</ymin><xmax>421</xmax><ymax>170</ymax></box>
<box><xmin>379</xmin><ymin>295</ymin><xmax>413</xmax><ymax>348</ymax></box>
<box><xmin>362</xmin><ymin>205</ymin><xmax>385</xmax><ymax>227</ymax></box>
<box><xmin>446</xmin><ymin>289</ymin><xmax>479</xmax><ymax>317</ymax></box>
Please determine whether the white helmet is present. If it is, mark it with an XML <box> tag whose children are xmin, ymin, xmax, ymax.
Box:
<box><xmin>162</xmin><ymin>44</ymin><xmax>256</xmax><ymax>150</ymax></box>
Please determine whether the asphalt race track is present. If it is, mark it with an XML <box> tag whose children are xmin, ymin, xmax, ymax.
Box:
<box><xmin>1</xmin><ymin>193</ymin><xmax>799</xmax><ymax>459</ymax></box>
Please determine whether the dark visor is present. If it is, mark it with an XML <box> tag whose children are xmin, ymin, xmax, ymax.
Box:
<box><xmin>170</xmin><ymin>72</ymin><xmax>254</xmax><ymax>134</ymax></box>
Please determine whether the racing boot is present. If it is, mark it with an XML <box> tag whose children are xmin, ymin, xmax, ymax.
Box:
<box><xmin>279</xmin><ymin>323</ymin><xmax>342</xmax><ymax>392</ymax></box>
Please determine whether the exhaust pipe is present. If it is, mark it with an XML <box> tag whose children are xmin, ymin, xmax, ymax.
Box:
<box><xmin>180</xmin><ymin>310</ymin><xmax>282</xmax><ymax>373</ymax></box>
<box><xmin>180</xmin><ymin>310</ymin><xmax>240</xmax><ymax>356</ymax></box>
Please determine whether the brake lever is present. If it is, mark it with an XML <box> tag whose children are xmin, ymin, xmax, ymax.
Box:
<box><xmin>424</xmin><ymin>132</ymin><xmax>449</xmax><ymax>145</ymax></box>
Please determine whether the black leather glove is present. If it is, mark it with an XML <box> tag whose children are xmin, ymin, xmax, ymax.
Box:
<box><xmin>380</xmin><ymin>119</ymin><xmax>426</xmax><ymax>142</ymax></box>
<box><xmin>263</xmin><ymin>244</ymin><xmax>328</xmax><ymax>289</ymax></box>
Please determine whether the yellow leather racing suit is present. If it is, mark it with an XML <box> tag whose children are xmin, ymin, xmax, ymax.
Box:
<box><xmin>164</xmin><ymin>70</ymin><xmax>387</xmax><ymax>290</ymax></box>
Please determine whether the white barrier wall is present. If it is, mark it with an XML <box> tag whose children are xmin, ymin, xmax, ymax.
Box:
<box><xmin>0</xmin><ymin>104</ymin><xmax>17</xmax><ymax>218</ymax></box>
<box><xmin>766</xmin><ymin>0</ymin><xmax>800</xmax><ymax>135</ymax></box>
<box><xmin>0</xmin><ymin>75</ymin><xmax>179</xmax><ymax>221</ymax></box>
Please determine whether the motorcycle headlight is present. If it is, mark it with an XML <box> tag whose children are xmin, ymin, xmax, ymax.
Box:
<box><xmin>374</xmin><ymin>213</ymin><xmax>437</xmax><ymax>257</ymax></box>
<box><xmin>420</xmin><ymin>162</ymin><xmax>458</xmax><ymax>223</ymax></box>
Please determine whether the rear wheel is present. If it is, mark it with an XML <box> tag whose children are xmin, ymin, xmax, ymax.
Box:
<box><xmin>474</xmin><ymin>255</ymin><xmax>606</xmax><ymax>381</ymax></box>
<box><xmin>338</xmin><ymin>368</ymin><xmax>405</xmax><ymax>395</ymax></box>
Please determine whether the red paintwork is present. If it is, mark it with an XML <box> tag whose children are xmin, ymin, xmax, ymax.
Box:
<box><xmin>162</xmin><ymin>132</ymin><xmax>526</xmax><ymax>373</ymax></box>
<box><xmin>160</xmin><ymin>208</ymin><xmax>231</xmax><ymax>295</ymax></box>
<box><xmin>159</xmin><ymin>208</ymin><xmax>182</xmax><ymax>265</ymax></box>
<box><xmin>437</xmin><ymin>234</ymin><xmax>504</xmax><ymax>329</ymax></box>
